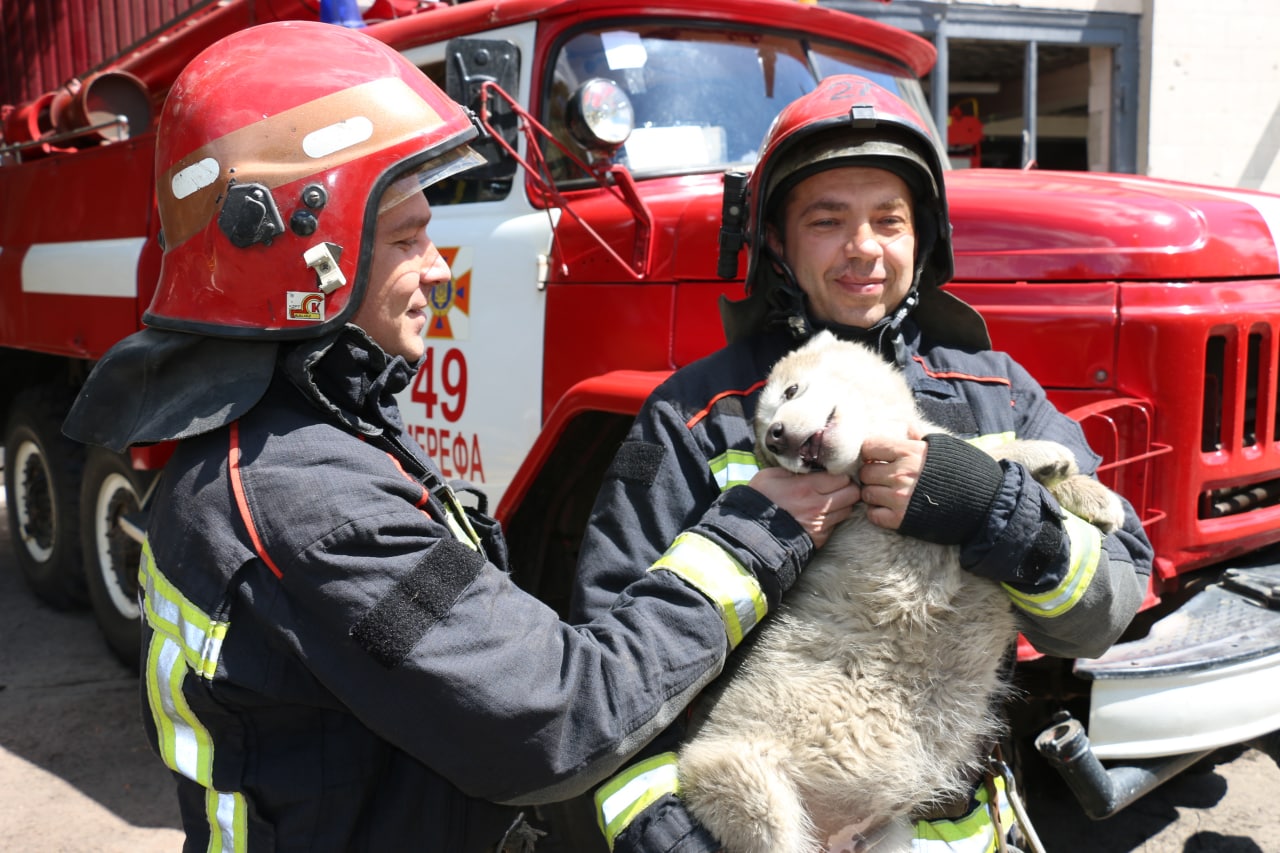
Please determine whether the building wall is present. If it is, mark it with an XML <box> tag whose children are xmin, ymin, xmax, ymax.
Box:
<box><xmin>1141</xmin><ymin>0</ymin><xmax>1280</xmax><ymax>192</ymax></box>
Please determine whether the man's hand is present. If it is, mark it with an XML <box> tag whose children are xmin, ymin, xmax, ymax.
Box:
<box><xmin>749</xmin><ymin>467</ymin><xmax>859</xmax><ymax>548</ymax></box>
<box><xmin>859</xmin><ymin>425</ymin><xmax>928</xmax><ymax>531</ymax></box>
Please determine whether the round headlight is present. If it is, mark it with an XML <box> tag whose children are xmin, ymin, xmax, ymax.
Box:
<box><xmin>566</xmin><ymin>78</ymin><xmax>635</xmax><ymax>153</ymax></box>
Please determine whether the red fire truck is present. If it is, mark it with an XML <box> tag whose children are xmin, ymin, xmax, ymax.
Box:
<box><xmin>3</xmin><ymin>0</ymin><xmax>1279</xmax><ymax>834</ymax></box>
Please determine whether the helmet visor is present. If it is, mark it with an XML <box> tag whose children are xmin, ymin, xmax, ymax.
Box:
<box><xmin>378</xmin><ymin>145</ymin><xmax>488</xmax><ymax>213</ymax></box>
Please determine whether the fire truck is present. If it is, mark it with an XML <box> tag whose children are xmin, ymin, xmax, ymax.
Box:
<box><xmin>3</xmin><ymin>0</ymin><xmax>1280</xmax><ymax>835</ymax></box>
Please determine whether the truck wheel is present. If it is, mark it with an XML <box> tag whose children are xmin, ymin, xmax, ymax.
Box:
<box><xmin>3</xmin><ymin>387</ymin><xmax>87</xmax><ymax>608</ymax></box>
<box><xmin>80</xmin><ymin>447</ymin><xmax>153</xmax><ymax>668</ymax></box>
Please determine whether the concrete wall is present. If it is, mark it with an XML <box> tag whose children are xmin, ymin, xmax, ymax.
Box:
<box><xmin>1141</xmin><ymin>0</ymin><xmax>1280</xmax><ymax>192</ymax></box>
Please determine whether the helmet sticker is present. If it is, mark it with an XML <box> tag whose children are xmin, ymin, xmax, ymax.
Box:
<box><xmin>171</xmin><ymin>157</ymin><xmax>220</xmax><ymax>200</ymax></box>
<box><xmin>287</xmin><ymin>291</ymin><xmax>326</xmax><ymax>321</ymax></box>
<box><xmin>303</xmin><ymin>116</ymin><xmax>375</xmax><ymax>159</ymax></box>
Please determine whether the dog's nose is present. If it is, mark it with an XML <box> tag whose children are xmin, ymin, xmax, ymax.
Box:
<box><xmin>766</xmin><ymin>422</ymin><xmax>788</xmax><ymax>455</ymax></box>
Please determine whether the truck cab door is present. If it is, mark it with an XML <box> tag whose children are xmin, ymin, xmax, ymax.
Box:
<box><xmin>398</xmin><ymin>24</ymin><xmax>558</xmax><ymax>508</ymax></box>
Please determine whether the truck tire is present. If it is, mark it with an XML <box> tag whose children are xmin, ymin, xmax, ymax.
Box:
<box><xmin>3</xmin><ymin>386</ymin><xmax>87</xmax><ymax>608</ymax></box>
<box><xmin>80</xmin><ymin>447</ymin><xmax>152</xmax><ymax>668</ymax></box>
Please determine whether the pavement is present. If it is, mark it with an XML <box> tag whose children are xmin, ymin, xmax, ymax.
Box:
<box><xmin>0</xmin><ymin>491</ymin><xmax>183</xmax><ymax>853</ymax></box>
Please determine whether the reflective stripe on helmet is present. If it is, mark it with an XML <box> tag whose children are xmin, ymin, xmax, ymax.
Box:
<box><xmin>912</xmin><ymin>774</ymin><xmax>1014</xmax><ymax>853</ymax></box>
<box><xmin>1002</xmin><ymin>511</ymin><xmax>1102</xmax><ymax>618</ymax></box>
<box><xmin>650</xmin><ymin>531</ymin><xmax>767</xmax><ymax>648</ymax></box>
<box><xmin>593</xmin><ymin>752</ymin><xmax>680</xmax><ymax>851</ymax></box>
<box><xmin>140</xmin><ymin>538</ymin><xmax>247</xmax><ymax>852</ymax></box>
<box><xmin>710</xmin><ymin>449</ymin><xmax>760</xmax><ymax>490</ymax></box>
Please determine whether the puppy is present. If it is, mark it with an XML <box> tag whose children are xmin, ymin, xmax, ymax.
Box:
<box><xmin>678</xmin><ymin>331</ymin><xmax>1123</xmax><ymax>853</ymax></box>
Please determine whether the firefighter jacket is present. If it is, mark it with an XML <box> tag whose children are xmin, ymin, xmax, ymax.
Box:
<box><xmin>137</xmin><ymin>326</ymin><xmax>815</xmax><ymax>853</ymax></box>
<box><xmin>570</xmin><ymin>321</ymin><xmax>1154</xmax><ymax>852</ymax></box>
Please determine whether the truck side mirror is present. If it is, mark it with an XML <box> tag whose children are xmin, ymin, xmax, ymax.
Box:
<box><xmin>445</xmin><ymin>38</ymin><xmax>521</xmax><ymax>182</ymax></box>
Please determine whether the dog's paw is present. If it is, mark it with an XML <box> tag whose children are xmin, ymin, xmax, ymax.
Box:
<box><xmin>1051</xmin><ymin>474</ymin><xmax>1125</xmax><ymax>534</ymax></box>
<box><xmin>991</xmin><ymin>439</ymin><xmax>1079</xmax><ymax>486</ymax></box>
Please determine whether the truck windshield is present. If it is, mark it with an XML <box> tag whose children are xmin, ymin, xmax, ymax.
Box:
<box><xmin>544</xmin><ymin>24</ymin><xmax>940</xmax><ymax>182</ymax></box>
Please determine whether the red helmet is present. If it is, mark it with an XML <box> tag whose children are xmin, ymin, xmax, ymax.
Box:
<box><xmin>719</xmin><ymin>75</ymin><xmax>987</xmax><ymax>350</ymax></box>
<box><xmin>145</xmin><ymin>20</ymin><xmax>483</xmax><ymax>339</ymax></box>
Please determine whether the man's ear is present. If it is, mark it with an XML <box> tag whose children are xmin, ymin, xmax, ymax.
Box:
<box><xmin>764</xmin><ymin>223</ymin><xmax>784</xmax><ymax>266</ymax></box>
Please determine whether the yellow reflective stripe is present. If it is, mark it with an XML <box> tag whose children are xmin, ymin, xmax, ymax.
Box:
<box><xmin>650</xmin><ymin>532</ymin><xmax>767</xmax><ymax>648</ymax></box>
<box><xmin>140</xmin><ymin>538</ymin><xmax>244</xmax><ymax>852</ymax></box>
<box><xmin>207</xmin><ymin>788</ymin><xmax>248</xmax><ymax>853</ymax></box>
<box><xmin>140</xmin><ymin>540</ymin><xmax>227</xmax><ymax>679</ymax></box>
<box><xmin>709</xmin><ymin>449</ymin><xmax>760</xmax><ymax>490</ymax></box>
<box><xmin>912</xmin><ymin>776</ymin><xmax>1013</xmax><ymax>852</ymax></box>
<box><xmin>594</xmin><ymin>752</ymin><xmax>680</xmax><ymax>850</ymax></box>
<box><xmin>1002</xmin><ymin>511</ymin><xmax>1102</xmax><ymax>618</ymax></box>
<box><xmin>965</xmin><ymin>432</ymin><xmax>1016</xmax><ymax>453</ymax></box>
<box><xmin>443</xmin><ymin>502</ymin><xmax>480</xmax><ymax>551</ymax></box>
<box><xmin>146</xmin><ymin>629</ymin><xmax>215</xmax><ymax>785</ymax></box>
<box><xmin>437</xmin><ymin>485</ymin><xmax>482</xmax><ymax>551</ymax></box>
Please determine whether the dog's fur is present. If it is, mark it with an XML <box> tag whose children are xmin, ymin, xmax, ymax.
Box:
<box><xmin>678</xmin><ymin>332</ymin><xmax>1124</xmax><ymax>853</ymax></box>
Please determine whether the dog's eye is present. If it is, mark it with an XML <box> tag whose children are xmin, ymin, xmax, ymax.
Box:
<box><xmin>782</xmin><ymin>384</ymin><xmax>799</xmax><ymax>401</ymax></box>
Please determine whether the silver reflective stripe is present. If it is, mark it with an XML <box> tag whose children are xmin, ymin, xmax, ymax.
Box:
<box><xmin>140</xmin><ymin>540</ymin><xmax>227</xmax><ymax>679</ymax></box>
<box><xmin>650</xmin><ymin>531</ymin><xmax>766</xmax><ymax>648</ymax></box>
<box><xmin>1002</xmin><ymin>511</ymin><xmax>1102</xmax><ymax>618</ymax></box>
<box><xmin>594</xmin><ymin>752</ymin><xmax>680</xmax><ymax>850</ymax></box>
<box><xmin>710</xmin><ymin>449</ymin><xmax>760</xmax><ymax>491</ymax></box>
<box><xmin>149</xmin><ymin>632</ymin><xmax>207</xmax><ymax>781</ymax></box>
<box><xmin>208</xmin><ymin>788</ymin><xmax>248</xmax><ymax>853</ymax></box>
<box><xmin>140</xmin><ymin>537</ymin><xmax>246</xmax><ymax>853</ymax></box>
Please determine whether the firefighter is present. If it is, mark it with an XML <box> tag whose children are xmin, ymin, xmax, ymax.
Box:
<box><xmin>571</xmin><ymin>75</ymin><xmax>1155</xmax><ymax>851</ymax></box>
<box><xmin>62</xmin><ymin>22</ymin><xmax>860</xmax><ymax>852</ymax></box>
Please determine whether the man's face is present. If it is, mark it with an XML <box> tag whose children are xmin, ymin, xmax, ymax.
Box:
<box><xmin>352</xmin><ymin>189</ymin><xmax>449</xmax><ymax>362</ymax></box>
<box><xmin>766</xmin><ymin>166</ymin><xmax>916</xmax><ymax>330</ymax></box>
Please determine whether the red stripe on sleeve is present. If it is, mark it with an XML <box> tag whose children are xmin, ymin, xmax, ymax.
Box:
<box><xmin>687</xmin><ymin>379</ymin><xmax>768</xmax><ymax>430</ymax></box>
<box><xmin>229</xmin><ymin>421</ymin><xmax>284</xmax><ymax>579</ymax></box>
<box><xmin>912</xmin><ymin>356</ymin><xmax>1012</xmax><ymax>387</ymax></box>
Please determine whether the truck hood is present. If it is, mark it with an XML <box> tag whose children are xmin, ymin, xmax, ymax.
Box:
<box><xmin>946</xmin><ymin>169</ymin><xmax>1280</xmax><ymax>282</ymax></box>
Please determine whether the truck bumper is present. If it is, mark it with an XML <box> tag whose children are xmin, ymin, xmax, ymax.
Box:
<box><xmin>1075</xmin><ymin>558</ymin><xmax>1280</xmax><ymax>760</ymax></box>
<box><xmin>1034</xmin><ymin>558</ymin><xmax>1280</xmax><ymax>818</ymax></box>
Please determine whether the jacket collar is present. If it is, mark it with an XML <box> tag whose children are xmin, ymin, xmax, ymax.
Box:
<box><xmin>282</xmin><ymin>325</ymin><xmax>420</xmax><ymax>436</ymax></box>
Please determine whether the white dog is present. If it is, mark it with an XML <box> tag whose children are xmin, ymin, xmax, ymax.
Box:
<box><xmin>678</xmin><ymin>331</ymin><xmax>1124</xmax><ymax>853</ymax></box>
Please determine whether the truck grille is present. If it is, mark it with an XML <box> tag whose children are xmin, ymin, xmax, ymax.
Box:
<box><xmin>1199</xmin><ymin>327</ymin><xmax>1280</xmax><ymax>519</ymax></box>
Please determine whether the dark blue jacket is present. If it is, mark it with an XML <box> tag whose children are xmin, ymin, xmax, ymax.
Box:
<box><xmin>569</xmin><ymin>321</ymin><xmax>1153</xmax><ymax>852</ymax></box>
<box><xmin>138</xmin><ymin>326</ymin><xmax>813</xmax><ymax>852</ymax></box>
